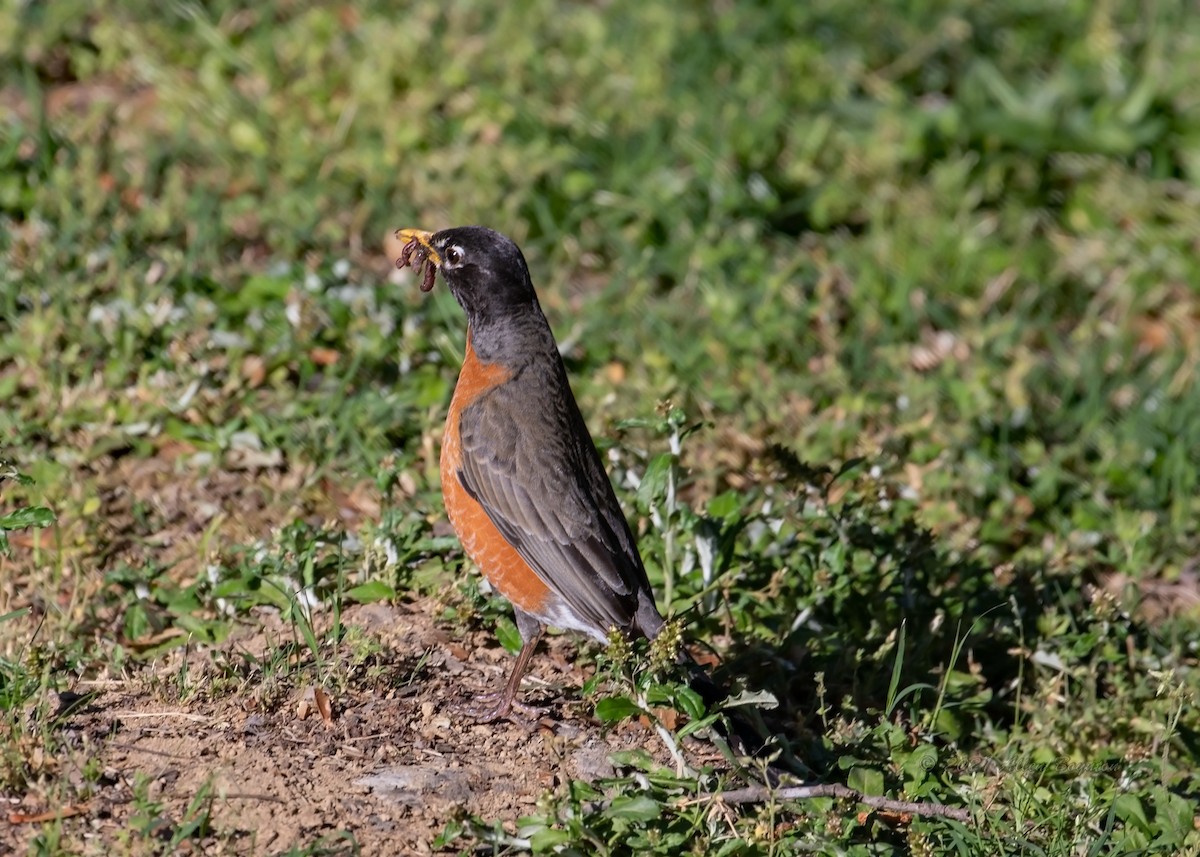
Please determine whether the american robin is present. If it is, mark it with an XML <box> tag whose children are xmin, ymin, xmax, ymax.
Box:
<box><xmin>390</xmin><ymin>225</ymin><xmax>667</xmax><ymax>720</ymax></box>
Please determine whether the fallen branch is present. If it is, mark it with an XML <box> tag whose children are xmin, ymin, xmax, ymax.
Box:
<box><xmin>702</xmin><ymin>783</ymin><xmax>973</xmax><ymax>823</ymax></box>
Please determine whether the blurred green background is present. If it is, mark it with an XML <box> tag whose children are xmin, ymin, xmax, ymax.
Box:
<box><xmin>2</xmin><ymin>0</ymin><xmax>1198</xmax><ymax>852</ymax></box>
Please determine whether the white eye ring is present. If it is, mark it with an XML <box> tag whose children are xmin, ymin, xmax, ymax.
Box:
<box><xmin>444</xmin><ymin>245</ymin><xmax>464</xmax><ymax>267</ymax></box>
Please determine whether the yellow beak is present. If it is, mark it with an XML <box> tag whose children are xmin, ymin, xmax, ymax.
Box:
<box><xmin>392</xmin><ymin>228</ymin><xmax>442</xmax><ymax>267</ymax></box>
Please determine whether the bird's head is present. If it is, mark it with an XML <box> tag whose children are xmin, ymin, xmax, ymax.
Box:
<box><xmin>391</xmin><ymin>225</ymin><xmax>537</xmax><ymax>323</ymax></box>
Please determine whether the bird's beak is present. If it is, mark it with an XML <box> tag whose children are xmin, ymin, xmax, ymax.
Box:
<box><xmin>390</xmin><ymin>227</ymin><xmax>442</xmax><ymax>293</ymax></box>
<box><xmin>392</xmin><ymin>228</ymin><xmax>442</xmax><ymax>267</ymax></box>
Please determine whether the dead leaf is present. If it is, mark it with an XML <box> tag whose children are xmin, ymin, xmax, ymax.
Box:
<box><xmin>242</xmin><ymin>354</ymin><xmax>267</xmax><ymax>388</ymax></box>
<box><xmin>9</xmin><ymin>803</ymin><xmax>90</xmax><ymax>824</ymax></box>
<box><xmin>320</xmin><ymin>478</ymin><xmax>381</xmax><ymax>520</ymax></box>
<box><xmin>297</xmin><ymin>685</ymin><xmax>335</xmax><ymax>728</ymax></box>
<box><xmin>1136</xmin><ymin>318</ymin><xmax>1171</xmax><ymax>353</ymax></box>
<box><xmin>309</xmin><ymin>347</ymin><xmax>340</xmax><ymax>366</ymax></box>
<box><xmin>314</xmin><ymin>686</ymin><xmax>334</xmax><ymax>728</ymax></box>
<box><xmin>688</xmin><ymin>646</ymin><xmax>721</xmax><ymax>669</ymax></box>
<box><xmin>641</xmin><ymin>707</ymin><xmax>679</xmax><ymax>730</ymax></box>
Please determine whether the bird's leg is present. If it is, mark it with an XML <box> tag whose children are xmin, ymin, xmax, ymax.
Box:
<box><xmin>474</xmin><ymin>630</ymin><xmax>543</xmax><ymax>722</ymax></box>
<box><xmin>469</xmin><ymin>613</ymin><xmax>545</xmax><ymax>722</ymax></box>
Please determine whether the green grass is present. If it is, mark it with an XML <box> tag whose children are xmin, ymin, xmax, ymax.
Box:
<box><xmin>3</xmin><ymin>0</ymin><xmax>1199</xmax><ymax>853</ymax></box>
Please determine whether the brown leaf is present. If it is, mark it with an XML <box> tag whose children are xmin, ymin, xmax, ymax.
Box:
<box><xmin>1136</xmin><ymin>318</ymin><xmax>1171</xmax><ymax>353</ymax></box>
<box><xmin>154</xmin><ymin>437</ymin><xmax>198</xmax><ymax>462</ymax></box>
<box><xmin>9</xmin><ymin>803</ymin><xmax>89</xmax><ymax>824</ymax></box>
<box><xmin>242</xmin><ymin>354</ymin><xmax>267</xmax><ymax>388</ymax></box>
<box><xmin>320</xmin><ymin>478</ymin><xmax>381</xmax><ymax>520</ymax></box>
<box><xmin>641</xmin><ymin>706</ymin><xmax>679</xmax><ymax>730</ymax></box>
<box><xmin>297</xmin><ymin>685</ymin><xmax>335</xmax><ymax>728</ymax></box>
<box><xmin>309</xmin><ymin>347</ymin><xmax>340</xmax><ymax>366</ymax></box>
<box><xmin>313</xmin><ymin>686</ymin><xmax>334</xmax><ymax>728</ymax></box>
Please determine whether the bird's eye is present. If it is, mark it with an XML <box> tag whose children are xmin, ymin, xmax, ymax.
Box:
<box><xmin>444</xmin><ymin>245</ymin><xmax>464</xmax><ymax>266</ymax></box>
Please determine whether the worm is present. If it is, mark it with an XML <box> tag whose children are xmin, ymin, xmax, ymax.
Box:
<box><xmin>396</xmin><ymin>236</ymin><xmax>438</xmax><ymax>292</ymax></box>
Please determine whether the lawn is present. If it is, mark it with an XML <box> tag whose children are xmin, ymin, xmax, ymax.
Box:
<box><xmin>2</xmin><ymin>0</ymin><xmax>1198</xmax><ymax>854</ymax></box>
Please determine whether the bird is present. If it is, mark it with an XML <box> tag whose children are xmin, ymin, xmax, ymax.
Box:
<box><xmin>389</xmin><ymin>225</ymin><xmax>669</xmax><ymax>721</ymax></box>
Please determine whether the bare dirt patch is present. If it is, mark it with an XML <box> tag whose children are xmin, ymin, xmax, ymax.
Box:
<box><xmin>2</xmin><ymin>602</ymin><xmax>716</xmax><ymax>854</ymax></box>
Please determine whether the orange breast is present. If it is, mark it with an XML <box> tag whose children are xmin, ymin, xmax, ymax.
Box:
<box><xmin>441</xmin><ymin>332</ymin><xmax>553</xmax><ymax>614</ymax></box>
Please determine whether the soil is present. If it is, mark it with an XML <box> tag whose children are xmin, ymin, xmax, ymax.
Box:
<box><xmin>0</xmin><ymin>403</ymin><xmax>734</xmax><ymax>854</ymax></box>
<box><xmin>1</xmin><ymin>601</ymin><xmax>720</xmax><ymax>855</ymax></box>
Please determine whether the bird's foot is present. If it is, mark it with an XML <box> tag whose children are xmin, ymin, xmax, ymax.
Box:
<box><xmin>463</xmin><ymin>689</ymin><xmax>544</xmax><ymax>724</ymax></box>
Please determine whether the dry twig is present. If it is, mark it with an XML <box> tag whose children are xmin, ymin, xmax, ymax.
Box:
<box><xmin>698</xmin><ymin>783</ymin><xmax>973</xmax><ymax>823</ymax></box>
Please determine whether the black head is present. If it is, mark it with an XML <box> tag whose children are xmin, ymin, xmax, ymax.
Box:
<box><xmin>424</xmin><ymin>226</ymin><xmax>538</xmax><ymax>323</ymax></box>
